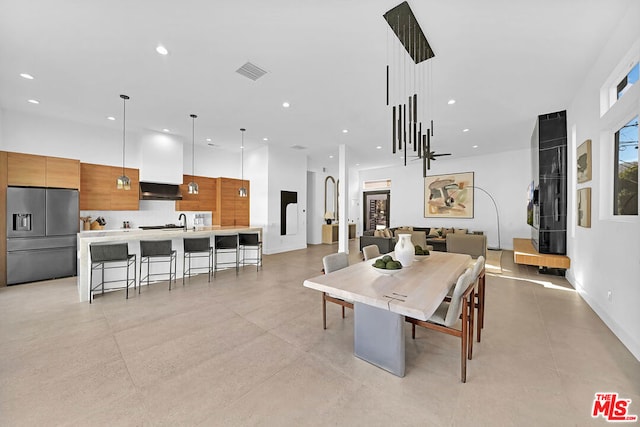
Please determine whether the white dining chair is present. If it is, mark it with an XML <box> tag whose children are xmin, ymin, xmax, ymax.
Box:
<box><xmin>362</xmin><ymin>244</ymin><xmax>381</xmax><ymax>261</ymax></box>
<box><xmin>321</xmin><ymin>252</ymin><xmax>353</xmax><ymax>329</ymax></box>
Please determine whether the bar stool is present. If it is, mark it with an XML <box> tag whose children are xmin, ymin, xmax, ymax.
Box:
<box><xmin>213</xmin><ymin>234</ymin><xmax>239</xmax><ymax>277</ymax></box>
<box><xmin>183</xmin><ymin>237</ymin><xmax>213</xmax><ymax>285</ymax></box>
<box><xmin>89</xmin><ymin>242</ymin><xmax>136</xmax><ymax>303</ymax></box>
<box><xmin>238</xmin><ymin>232</ymin><xmax>262</xmax><ymax>271</ymax></box>
<box><xmin>139</xmin><ymin>240</ymin><xmax>177</xmax><ymax>290</ymax></box>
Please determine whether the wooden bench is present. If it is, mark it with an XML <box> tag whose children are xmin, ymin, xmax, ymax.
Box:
<box><xmin>513</xmin><ymin>238</ymin><xmax>570</xmax><ymax>269</ymax></box>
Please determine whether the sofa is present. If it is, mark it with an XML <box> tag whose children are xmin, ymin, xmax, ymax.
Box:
<box><xmin>360</xmin><ymin>226</ymin><xmax>483</xmax><ymax>254</ymax></box>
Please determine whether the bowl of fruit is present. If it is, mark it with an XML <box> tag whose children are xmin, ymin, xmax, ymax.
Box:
<box><xmin>414</xmin><ymin>245</ymin><xmax>430</xmax><ymax>260</ymax></box>
<box><xmin>372</xmin><ymin>255</ymin><xmax>403</xmax><ymax>275</ymax></box>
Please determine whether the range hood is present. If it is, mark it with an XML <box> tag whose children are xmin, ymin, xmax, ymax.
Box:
<box><xmin>139</xmin><ymin>182</ymin><xmax>183</xmax><ymax>200</ymax></box>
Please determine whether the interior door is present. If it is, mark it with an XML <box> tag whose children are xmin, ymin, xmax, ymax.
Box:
<box><xmin>363</xmin><ymin>191</ymin><xmax>390</xmax><ymax>232</ymax></box>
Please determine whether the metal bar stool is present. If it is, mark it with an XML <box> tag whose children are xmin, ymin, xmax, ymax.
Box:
<box><xmin>213</xmin><ymin>234</ymin><xmax>239</xmax><ymax>277</ymax></box>
<box><xmin>139</xmin><ymin>240</ymin><xmax>177</xmax><ymax>290</ymax></box>
<box><xmin>238</xmin><ymin>232</ymin><xmax>262</xmax><ymax>271</ymax></box>
<box><xmin>89</xmin><ymin>242</ymin><xmax>136</xmax><ymax>303</ymax></box>
<box><xmin>183</xmin><ymin>237</ymin><xmax>213</xmax><ymax>285</ymax></box>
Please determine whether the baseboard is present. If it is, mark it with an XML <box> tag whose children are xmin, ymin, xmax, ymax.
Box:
<box><xmin>568</xmin><ymin>272</ymin><xmax>640</xmax><ymax>362</ymax></box>
<box><xmin>263</xmin><ymin>243</ymin><xmax>307</xmax><ymax>255</ymax></box>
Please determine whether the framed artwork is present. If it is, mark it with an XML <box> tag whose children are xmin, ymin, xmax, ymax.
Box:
<box><xmin>280</xmin><ymin>191</ymin><xmax>298</xmax><ymax>235</ymax></box>
<box><xmin>577</xmin><ymin>139</ymin><xmax>592</xmax><ymax>183</ymax></box>
<box><xmin>577</xmin><ymin>187</ymin><xmax>591</xmax><ymax>228</ymax></box>
<box><xmin>424</xmin><ymin>172</ymin><xmax>474</xmax><ymax>218</ymax></box>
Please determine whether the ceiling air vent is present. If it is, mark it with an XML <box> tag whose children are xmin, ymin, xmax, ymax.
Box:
<box><xmin>290</xmin><ymin>145</ymin><xmax>307</xmax><ymax>150</ymax></box>
<box><xmin>236</xmin><ymin>62</ymin><xmax>267</xmax><ymax>81</ymax></box>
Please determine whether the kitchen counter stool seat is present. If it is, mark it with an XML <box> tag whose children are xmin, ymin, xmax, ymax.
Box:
<box><xmin>238</xmin><ymin>232</ymin><xmax>262</xmax><ymax>271</ymax></box>
<box><xmin>214</xmin><ymin>234</ymin><xmax>239</xmax><ymax>277</ymax></box>
<box><xmin>89</xmin><ymin>242</ymin><xmax>136</xmax><ymax>303</ymax></box>
<box><xmin>139</xmin><ymin>240</ymin><xmax>177</xmax><ymax>290</ymax></box>
<box><xmin>183</xmin><ymin>237</ymin><xmax>213</xmax><ymax>285</ymax></box>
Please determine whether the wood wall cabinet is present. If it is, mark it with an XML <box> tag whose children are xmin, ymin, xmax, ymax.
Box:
<box><xmin>322</xmin><ymin>223</ymin><xmax>356</xmax><ymax>244</ymax></box>
<box><xmin>80</xmin><ymin>163</ymin><xmax>139</xmax><ymax>210</ymax></box>
<box><xmin>214</xmin><ymin>178</ymin><xmax>250</xmax><ymax>226</ymax></box>
<box><xmin>7</xmin><ymin>152</ymin><xmax>80</xmax><ymax>189</ymax></box>
<box><xmin>175</xmin><ymin>175</ymin><xmax>217</xmax><ymax>214</ymax></box>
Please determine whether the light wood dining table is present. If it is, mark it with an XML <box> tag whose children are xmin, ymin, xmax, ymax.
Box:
<box><xmin>303</xmin><ymin>250</ymin><xmax>471</xmax><ymax>377</ymax></box>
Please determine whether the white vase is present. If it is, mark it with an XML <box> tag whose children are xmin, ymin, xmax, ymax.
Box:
<box><xmin>394</xmin><ymin>233</ymin><xmax>414</xmax><ymax>268</ymax></box>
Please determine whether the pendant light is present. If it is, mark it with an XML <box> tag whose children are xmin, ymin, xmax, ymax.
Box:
<box><xmin>187</xmin><ymin>114</ymin><xmax>199</xmax><ymax>194</ymax></box>
<box><xmin>238</xmin><ymin>128</ymin><xmax>248</xmax><ymax>197</ymax></box>
<box><xmin>116</xmin><ymin>94</ymin><xmax>131</xmax><ymax>190</ymax></box>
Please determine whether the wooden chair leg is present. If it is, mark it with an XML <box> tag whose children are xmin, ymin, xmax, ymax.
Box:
<box><xmin>412</xmin><ymin>323</ymin><xmax>416</xmax><ymax>339</ymax></box>
<box><xmin>477</xmin><ymin>273</ymin><xmax>485</xmax><ymax>343</ymax></box>
<box><xmin>322</xmin><ymin>293</ymin><xmax>327</xmax><ymax>330</ymax></box>
<box><xmin>468</xmin><ymin>293</ymin><xmax>475</xmax><ymax>361</ymax></box>
<box><xmin>341</xmin><ymin>306</ymin><xmax>345</xmax><ymax>318</ymax></box>
<box><xmin>461</xmin><ymin>299</ymin><xmax>468</xmax><ymax>383</ymax></box>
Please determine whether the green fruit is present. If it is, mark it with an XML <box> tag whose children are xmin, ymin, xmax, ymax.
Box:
<box><xmin>374</xmin><ymin>260</ymin><xmax>386</xmax><ymax>268</ymax></box>
<box><xmin>415</xmin><ymin>244</ymin><xmax>423</xmax><ymax>251</ymax></box>
<box><xmin>386</xmin><ymin>261</ymin><xmax>400</xmax><ymax>269</ymax></box>
<box><xmin>394</xmin><ymin>261</ymin><xmax>402</xmax><ymax>269</ymax></box>
<box><xmin>381</xmin><ymin>255</ymin><xmax>392</xmax><ymax>263</ymax></box>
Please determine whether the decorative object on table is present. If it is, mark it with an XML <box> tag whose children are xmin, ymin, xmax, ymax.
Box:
<box><xmin>577</xmin><ymin>187</ymin><xmax>591</xmax><ymax>228</ymax></box>
<box><xmin>116</xmin><ymin>94</ymin><xmax>131</xmax><ymax>190</ymax></box>
<box><xmin>80</xmin><ymin>216</ymin><xmax>92</xmax><ymax>231</ymax></box>
<box><xmin>280</xmin><ymin>191</ymin><xmax>298</xmax><ymax>235</ymax></box>
<box><xmin>414</xmin><ymin>244</ymin><xmax>429</xmax><ymax>256</ymax></box>
<box><xmin>424</xmin><ymin>172</ymin><xmax>474</xmax><ymax>219</ymax></box>
<box><xmin>577</xmin><ymin>139</ymin><xmax>592</xmax><ymax>183</ymax></box>
<box><xmin>238</xmin><ymin>128</ymin><xmax>248</xmax><ymax>197</ymax></box>
<box><xmin>372</xmin><ymin>255</ymin><xmax>402</xmax><ymax>274</ymax></box>
<box><xmin>324</xmin><ymin>211</ymin><xmax>334</xmax><ymax>225</ymax></box>
<box><xmin>394</xmin><ymin>233</ymin><xmax>414</xmax><ymax>267</ymax></box>
<box><xmin>187</xmin><ymin>114</ymin><xmax>199</xmax><ymax>194</ymax></box>
<box><xmin>383</xmin><ymin>1</ymin><xmax>438</xmax><ymax>169</ymax></box>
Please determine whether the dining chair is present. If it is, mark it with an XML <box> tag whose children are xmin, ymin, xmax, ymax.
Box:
<box><xmin>321</xmin><ymin>252</ymin><xmax>353</xmax><ymax>329</ymax></box>
<box><xmin>405</xmin><ymin>268</ymin><xmax>475</xmax><ymax>382</ymax></box>
<box><xmin>446</xmin><ymin>234</ymin><xmax>488</xmax><ymax>344</ymax></box>
<box><xmin>470</xmin><ymin>255</ymin><xmax>486</xmax><ymax>343</ymax></box>
<box><xmin>362</xmin><ymin>244</ymin><xmax>381</xmax><ymax>261</ymax></box>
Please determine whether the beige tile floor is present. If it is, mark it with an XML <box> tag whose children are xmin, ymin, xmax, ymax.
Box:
<box><xmin>1</xmin><ymin>241</ymin><xmax>639</xmax><ymax>426</ymax></box>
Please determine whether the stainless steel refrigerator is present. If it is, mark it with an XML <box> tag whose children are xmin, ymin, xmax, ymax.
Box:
<box><xmin>6</xmin><ymin>187</ymin><xmax>79</xmax><ymax>285</ymax></box>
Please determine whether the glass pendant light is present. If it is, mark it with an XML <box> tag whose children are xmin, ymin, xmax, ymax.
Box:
<box><xmin>116</xmin><ymin>94</ymin><xmax>131</xmax><ymax>190</ymax></box>
<box><xmin>187</xmin><ymin>114</ymin><xmax>199</xmax><ymax>194</ymax></box>
<box><xmin>238</xmin><ymin>128</ymin><xmax>248</xmax><ymax>197</ymax></box>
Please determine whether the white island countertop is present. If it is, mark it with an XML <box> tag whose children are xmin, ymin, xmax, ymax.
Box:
<box><xmin>77</xmin><ymin>226</ymin><xmax>262</xmax><ymax>302</ymax></box>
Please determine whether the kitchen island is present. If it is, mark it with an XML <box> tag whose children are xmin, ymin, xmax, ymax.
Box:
<box><xmin>77</xmin><ymin>226</ymin><xmax>262</xmax><ymax>302</ymax></box>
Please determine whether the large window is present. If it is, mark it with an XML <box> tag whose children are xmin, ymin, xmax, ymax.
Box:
<box><xmin>613</xmin><ymin>116</ymin><xmax>638</xmax><ymax>215</ymax></box>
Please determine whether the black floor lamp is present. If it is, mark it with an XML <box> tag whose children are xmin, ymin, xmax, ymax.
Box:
<box><xmin>470</xmin><ymin>185</ymin><xmax>501</xmax><ymax>250</ymax></box>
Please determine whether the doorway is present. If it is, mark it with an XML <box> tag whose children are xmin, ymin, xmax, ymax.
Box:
<box><xmin>363</xmin><ymin>190</ymin><xmax>390</xmax><ymax>232</ymax></box>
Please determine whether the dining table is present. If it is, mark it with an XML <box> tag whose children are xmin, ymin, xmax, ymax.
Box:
<box><xmin>303</xmin><ymin>250</ymin><xmax>471</xmax><ymax>377</ymax></box>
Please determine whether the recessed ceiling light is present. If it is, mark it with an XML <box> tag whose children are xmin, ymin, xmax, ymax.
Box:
<box><xmin>329</xmin><ymin>155</ymin><xmax>334</xmax><ymax>159</ymax></box>
<box><xmin>473</xmin><ymin>145</ymin><xmax>479</xmax><ymax>148</ymax></box>
<box><xmin>448</xmin><ymin>99</ymin><xmax>456</xmax><ymax>105</ymax></box>
<box><xmin>376</xmin><ymin>146</ymin><xmax>382</xmax><ymax>150</ymax></box>
<box><xmin>282</xmin><ymin>101</ymin><xmax>290</xmax><ymax>108</ymax></box>
<box><xmin>107</xmin><ymin>116</ymin><xmax>116</xmax><ymax>121</ymax></box>
<box><xmin>342</xmin><ymin>129</ymin><xmax>349</xmax><ymax>133</ymax></box>
<box><xmin>156</xmin><ymin>45</ymin><xmax>168</xmax><ymax>55</ymax></box>
<box><xmin>206</xmin><ymin>138</ymin><xmax>212</xmax><ymax>142</ymax></box>
<box><xmin>356</xmin><ymin>163</ymin><xmax>360</xmax><ymax>166</ymax></box>
<box><xmin>263</xmin><ymin>137</ymin><xmax>268</xmax><ymax>141</ymax></box>
<box><xmin>463</xmin><ymin>128</ymin><xmax>469</xmax><ymax>132</ymax></box>
<box><xmin>27</xmin><ymin>99</ymin><xmax>39</xmax><ymax>104</ymax></box>
<box><xmin>20</xmin><ymin>73</ymin><xmax>34</xmax><ymax>80</ymax></box>
<box><xmin>162</xmin><ymin>128</ymin><xmax>170</xmax><ymax>133</ymax></box>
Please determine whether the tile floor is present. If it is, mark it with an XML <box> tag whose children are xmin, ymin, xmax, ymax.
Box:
<box><xmin>1</xmin><ymin>241</ymin><xmax>639</xmax><ymax>426</ymax></box>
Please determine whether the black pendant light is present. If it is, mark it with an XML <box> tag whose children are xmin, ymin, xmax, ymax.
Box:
<box><xmin>238</xmin><ymin>128</ymin><xmax>248</xmax><ymax>197</ymax></box>
<box><xmin>116</xmin><ymin>94</ymin><xmax>131</xmax><ymax>190</ymax></box>
<box><xmin>187</xmin><ymin>114</ymin><xmax>199</xmax><ymax>194</ymax></box>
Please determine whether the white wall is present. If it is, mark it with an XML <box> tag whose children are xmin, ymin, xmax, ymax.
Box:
<box><xmin>247</xmin><ymin>145</ymin><xmax>269</xmax><ymax>231</ymax></box>
<box><xmin>264</xmin><ymin>145</ymin><xmax>307</xmax><ymax>254</ymax></box>
<box><xmin>565</xmin><ymin>1</ymin><xmax>640</xmax><ymax>360</ymax></box>
<box><xmin>357</xmin><ymin>149</ymin><xmax>531</xmax><ymax>250</ymax></box>
<box><xmin>139</xmin><ymin>131</ymin><xmax>183</xmax><ymax>184</ymax></box>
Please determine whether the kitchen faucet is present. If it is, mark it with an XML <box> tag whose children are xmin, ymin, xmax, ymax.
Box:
<box><xmin>178</xmin><ymin>213</ymin><xmax>187</xmax><ymax>231</ymax></box>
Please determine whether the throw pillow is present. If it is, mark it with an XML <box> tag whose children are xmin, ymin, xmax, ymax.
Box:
<box><xmin>454</xmin><ymin>228</ymin><xmax>468</xmax><ymax>234</ymax></box>
<box><xmin>383</xmin><ymin>228</ymin><xmax>393</xmax><ymax>238</ymax></box>
<box><xmin>374</xmin><ymin>230</ymin><xmax>384</xmax><ymax>237</ymax></box>
<box><xmin>442</xmin><ymin>227</ymin><xmax>454</xmax><ymax>236</ymax></box>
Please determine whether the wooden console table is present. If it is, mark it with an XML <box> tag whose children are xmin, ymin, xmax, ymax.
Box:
<box><xmin>322</xmin><ymin>223</ymin><xmax>356</xmax><ymax>244</ymax></box>
<box><xmin>513</xmin><ymin>238</ymin><xmax>570</xmax><ymax>269</ymax></box>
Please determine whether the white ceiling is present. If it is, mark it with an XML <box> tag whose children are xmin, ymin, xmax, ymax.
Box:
<box><xmin>0</xmin><ymin>0</ymin><xmax>633</xmax><ymax>171</ymax></box>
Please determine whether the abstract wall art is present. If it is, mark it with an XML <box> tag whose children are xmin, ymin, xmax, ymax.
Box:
<box><xmin>577</xmin><ymin>139</ymin><xmax>592</xmax><ymax>183</ymax></box>
<box><xmin>577</xmin><ymin>187</ymin><xmax>591</xmax><ymax>228</ymax></box>
<box><xmin>424</xmin><ymin>172</ymin><xmax>474</xmax><ymax>218</ymax></box>
<box><xmin>281</xmin><ymin>191</ymin><xmax>298</xmax><ymax>235</ymax></box>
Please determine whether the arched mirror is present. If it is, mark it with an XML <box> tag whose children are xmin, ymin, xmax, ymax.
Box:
<box><xmin>324</xmin><ymin>176</ymin><xmax>337</xmax><ymax>224</ymax></box>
